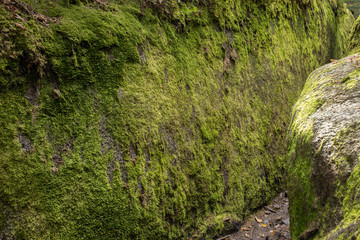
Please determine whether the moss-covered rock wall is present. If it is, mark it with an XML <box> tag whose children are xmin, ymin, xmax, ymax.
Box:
<box><xmin>0</xmin><ymin>0</ymin><xmax>354</xmax><ymax>239</ymax></box>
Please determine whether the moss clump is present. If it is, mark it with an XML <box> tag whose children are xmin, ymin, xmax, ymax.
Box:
<box><xmin>287</xmin><ymin>135</ymin><xmax>319</xmax><ymax>237</ymax></box>
<box><xmin>349</xmin><ymin>17</ymin><xmax>360</xmax><ymax>53</ymax></box>
<box><xmin>0</xmin><ymin>0</ymin><xmax>354</xmax><ymax>239</ymax></box>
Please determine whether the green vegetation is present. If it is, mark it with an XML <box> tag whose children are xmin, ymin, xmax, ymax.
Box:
<box><xmin>350</xmin><ymin>17</ymin><xmax>360</xmax><ymax>53</ymax></box>
<box><xmin>0</xmin><ymin>0</ymin><xmax>354</xmax><ymax>239</ymax></box>
<box><xmin>287</xmin><ymin>135</ymin><xmax>318</xmax><ymax>238</ymax></box>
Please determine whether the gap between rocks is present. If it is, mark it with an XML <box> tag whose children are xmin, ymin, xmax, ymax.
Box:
<box><xmin>218</xmin><ymin>192</ymin><xmax>291</xmax><ymax>240</ymax></box>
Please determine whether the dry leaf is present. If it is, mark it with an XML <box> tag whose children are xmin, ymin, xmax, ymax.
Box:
<box><xmin>262</xmin><ymin>224</ymin><xmax>267</xmax><ymax>227</ymax></box>
<box><xmin>15</xmin><ymin>23</ymin><xmax>26</xmax><ymax>31</ymax></box>
<box><xmin>242</xmin><ymin>227</ymin><xmax>250</xmax><ymax>231</ymax></box>
<box><xmin>255</xmin><ymin>216</ymin><xmax>263</xmax><ymax>223</ymax></box>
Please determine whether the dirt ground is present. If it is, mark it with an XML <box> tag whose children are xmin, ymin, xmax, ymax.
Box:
<box><xmin>219</xmin><ymin>192</ymin><xmax>291</xmax><ymax>240</ymax></box>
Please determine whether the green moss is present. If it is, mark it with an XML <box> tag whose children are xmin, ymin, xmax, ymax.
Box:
<box><xmin>342</xmin><ymin>69</ymin><xmax>360</xmax><ymax>88</ymax></box>
<box><xmin>349</xmin><ymin>17</ymin><xmax>360</xmax><ymax>53</ymax></box>
<box><xmin>287</xmin><ymin>131</ymin><xmax>319</xmax><ymax>237</ymax></box>
<box><xmin>341</xmin><ymin>76</ymin><xmax>351</xmax><ymax>83</ymax></box>
<box><xmin>321</xmin><ymin>156</ymin><xmax>360</xmax><ymax>239</ymax></box>
<box><xmin>0</xmin><ymin>0</ymin><xmax>354</xmax><ymax>239</ymax></box>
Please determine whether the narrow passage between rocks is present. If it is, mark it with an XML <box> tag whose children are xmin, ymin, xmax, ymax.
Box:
<box><xmin>219</xmin><ymin>193</ymin><xmax>290</xmax><ymax>240</ymax></box>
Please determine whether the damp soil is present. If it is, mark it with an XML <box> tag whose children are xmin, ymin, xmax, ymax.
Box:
<box><xmin>219</xmin><ymin>192</ymin><xmax>291</xmax><ymax>240</ymax></box>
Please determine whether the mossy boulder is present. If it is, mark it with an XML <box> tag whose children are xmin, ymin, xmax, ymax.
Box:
<box><xmin>287</xmin><ymin>53</ymin><xmax>360</xmax><ymax>239</ymax></box>
<box><xmin>0</xmin><ymin>0</ymin><xmax>354</xmax><ymax>239</ymax></box>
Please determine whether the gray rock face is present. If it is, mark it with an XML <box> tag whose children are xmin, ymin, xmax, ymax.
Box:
<box><xmin>287</xmin><ymin>54</ymin><xmax>360</xmax><ymax>239</ymax></box>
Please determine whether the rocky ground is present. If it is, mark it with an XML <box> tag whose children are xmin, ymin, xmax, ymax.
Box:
<box><xmin>219</xmin><ymin>193</ymin><xmax>291</xmax><ymax>240</ymax></box>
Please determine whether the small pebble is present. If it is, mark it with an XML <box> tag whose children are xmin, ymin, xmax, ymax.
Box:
<box><xmin>281</xmin><ymin>218</ymin><xmax>290</xmax><ymax>225</ymax></box>
<box><xmin>264</xmin><ymin>206</ymin><xmax>276</xmax><ymax>213</ymax></box>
